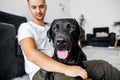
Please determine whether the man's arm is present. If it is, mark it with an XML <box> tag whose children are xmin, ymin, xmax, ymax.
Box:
<box><xmin>20</xmin><ymin>37</ymin><xmax>87</xmax><ymax>79</ymax></box>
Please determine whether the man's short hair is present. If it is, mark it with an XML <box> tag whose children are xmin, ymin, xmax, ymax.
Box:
<box><xmin>27</xmin><ymin>0</ymin><xmax>46</xmax><ymax>3</ymax></box>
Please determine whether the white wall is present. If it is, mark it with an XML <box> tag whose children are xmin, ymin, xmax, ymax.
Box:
<box><xmin>0</xmin><ymin>0</ymin><xmax>32</xmax><ymax>20</ymax></box>
<box><xmin>45</xmin><ymin>0</ymin><xmax>70</xmax><ymax>23</ymax></box>
<box><xmin>0</xmin><ymin>0</ymin><xmax>120</xmax><ymax>35</ymax></box>
<box><xmin>70</xmin><ymin>0</ymin><xmax>120</xmax><ymax>35</ymax></box>
<box><xmin>0</xmin><ymin>0</ymin><xmax>70</xmax><ymax>23</ymax></box>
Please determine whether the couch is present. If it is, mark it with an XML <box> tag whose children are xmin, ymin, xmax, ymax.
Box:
<box><xmin>87</xmin><ymin>27</ymin><xmax>116</xmax><ymax>47</ymax></box>
<box><xmin>0</xmin><ymin>11</ymin><xmax>27</xmax><ymax>80</ymax></box>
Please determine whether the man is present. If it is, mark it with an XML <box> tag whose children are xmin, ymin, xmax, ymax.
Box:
<box><xmin>17</xmin><ymin>0</ymin><xmax>120</xmax><ymax>80</ymax></box>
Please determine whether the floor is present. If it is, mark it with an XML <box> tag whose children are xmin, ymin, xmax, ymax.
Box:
<box><xmin>12</xmin><ymin>46</ymin><xmax>120</xmax><ymax>80</ymax></box>
<box><xmin>82</xmin><ymin>46</ymin><xmax>120</xmax><ymax>71</ymax></box>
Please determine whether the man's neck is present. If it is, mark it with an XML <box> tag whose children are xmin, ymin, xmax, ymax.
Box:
<box><xmin>32</xmin><ymin>18</ymin><xmax>45</xmax><ymax>26</ymax></box>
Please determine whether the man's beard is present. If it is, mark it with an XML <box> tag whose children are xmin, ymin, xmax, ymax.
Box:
<box><xmin>35</xmin><ymin>16</ymin><xmax>44</xmax><ymax>21</ymax></box>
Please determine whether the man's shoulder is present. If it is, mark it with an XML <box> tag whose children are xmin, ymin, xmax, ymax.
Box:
<box><xmin>19</xmin><ymin>21</ymin><xmax>32</xmax><ymax>31</ymax></box>
<box><xmin>21</xmin><ymin>21</ymin><xmax>31</xmax><ymax>25</ymax></box>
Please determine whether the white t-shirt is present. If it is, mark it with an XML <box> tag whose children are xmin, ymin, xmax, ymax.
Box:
<box><xmin>17</xmin><ymin>21</ymin><xmax>54</xmax><ymax>80</ymax></box>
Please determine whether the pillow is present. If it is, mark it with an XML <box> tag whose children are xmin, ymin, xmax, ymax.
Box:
<box><xmin>96</xmin><ymin>32</ymin><xmax>108</xmax><ymax>37</ymax></box>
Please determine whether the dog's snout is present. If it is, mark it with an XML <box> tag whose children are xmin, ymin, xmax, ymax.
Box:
<box><xmin>56</xmin><ymin>38</ymin><xmax>67</xmax><ymax>45</ymax></box>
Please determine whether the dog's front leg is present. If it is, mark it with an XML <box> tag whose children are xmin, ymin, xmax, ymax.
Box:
<box><xmin>45</xmin><ymin>72</ymin><xmax>54</xmax><ymax>80</ymax></box>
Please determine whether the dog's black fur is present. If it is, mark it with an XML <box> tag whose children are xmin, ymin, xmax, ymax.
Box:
<box><xmin>46</xmin><ymin>18</ymin><xmax>87</xmax><ymax>80</ymax></box>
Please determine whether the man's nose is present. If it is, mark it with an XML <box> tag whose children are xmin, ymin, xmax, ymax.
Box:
<box><xmin>36</xmin><ymin>7</ymin><xmax>41</xmax><ymax>13</ymax></box>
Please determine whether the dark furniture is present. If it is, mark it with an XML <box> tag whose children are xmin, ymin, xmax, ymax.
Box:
<box><xmin>0</xmin><ymin>11</ymin><xmax>27</xmax><ymax>80</ymax></box>
<box><xmin>87</xmin><ymin>27</ymin><xmax>116</xmax><ymax>47</ymax></box>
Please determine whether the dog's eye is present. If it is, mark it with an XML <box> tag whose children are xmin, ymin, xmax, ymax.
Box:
<box><xmin>66</xmin><ymin>24</ymin><xmax>76</xmax><ymax>31</ymax></box>
<box><xmin>52</xmin><ymin>24</ymin><xmax>59</xmax><ymax>32</ymax></box>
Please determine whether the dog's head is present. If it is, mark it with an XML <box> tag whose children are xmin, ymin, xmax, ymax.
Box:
<box><xmin>47</xmin><ymin>18</ymin><xmax>83</xmax><ymax>60</ymax></box>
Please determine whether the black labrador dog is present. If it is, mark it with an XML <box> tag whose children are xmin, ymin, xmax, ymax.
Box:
<box><xmin>46</xmin><ymin>18</ymin><xmax>87</xmax><ymax>80</ymax></box>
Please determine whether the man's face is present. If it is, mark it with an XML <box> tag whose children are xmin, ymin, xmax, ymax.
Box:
<box><xmin>28</xmin><ymin>0</ymin><xmax>47</xmax><ymax>21</ymax></box>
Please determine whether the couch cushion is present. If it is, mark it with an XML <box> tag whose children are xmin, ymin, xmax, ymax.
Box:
<box><xmin>0</xmin><ymin>11</ymin><xmax>27</xmax><ymax>56</ymax></box>
<box><xmin>93</xmin><ymin>27</ymin><xmax>109</xmax><ymax>37</ymax></box>
<box><xmin>96</xmin><ymin>32</ymin><xmax>108</xmax><ymax>37</ymax></box>
<box><xmin>0</xmin><ymin>11</ymin><xmax>26</xmax><ymax>78</ymax></box>
<box><xmin>91</xmin><ymin>37</ymin><xmax>110</xmax><ymax>42</ymax></box>
<box><xmin>0</xmin><ymin>11</ymin><xmax>27</xmax><ymax>34</ymax></box>
<box><xmin>0</xmin><ymin>22</ymin><xmax>17</xmax><ymax>80</ymax></box>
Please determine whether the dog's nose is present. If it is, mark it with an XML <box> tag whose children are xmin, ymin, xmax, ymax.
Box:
<box><xmin>56</xmin><ymin>38</ymin><xmax>66</xmax><ymax>46</ymax></box>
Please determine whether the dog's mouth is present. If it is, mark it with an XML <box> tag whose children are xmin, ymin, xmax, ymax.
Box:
<box><xmin>54</xmin><ymin>37</ymin><xmax>72</xmax><ymax>59</ymax></box>
<box><xmin>56</xmin><ymin>49</ymin><xmax>69</xmax><ymax>59</ymax></box>
<box><xmin>55</xmin><ymin>44</ymin><xmax>71</xmax><ymax>59</ymax></box>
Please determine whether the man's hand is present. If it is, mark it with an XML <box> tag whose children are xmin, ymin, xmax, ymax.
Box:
<box><xmin>65</xmin><ymin>66</ymin><xmax>88</xmax><ymax>80</ymax></box>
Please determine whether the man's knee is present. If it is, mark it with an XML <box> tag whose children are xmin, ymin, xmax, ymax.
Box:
<box><xmin>83</xmin><ymin>60</ymin><xmax>111</xmax><ymax>80</ymax></box>
<box><xmin>84</xmin><ymin>60</ymin><xmax>120</xmax><ymax>80</ymax></box>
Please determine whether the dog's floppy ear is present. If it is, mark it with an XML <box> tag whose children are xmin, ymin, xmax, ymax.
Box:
<box><xmin>73</xmin><ymin>18</ymin><xmax>85</xmax><ymax>42</ymax></box>
<box><xmin>79</xmin><ymin>25</ymin><xmax>85</xmax><ymax>42</ymax></box>
<box><xmin>47</xmin><ymin>20</ymin><xmax>56</xmax><ymax>42</ymax></box>
<box><xmin>72</xmin><ymin>19</ymin><xmax>83</xmax><ymax>40</ymax></box>
<box><xmin>47</xmin><ymin>25</ymin><xmax>52</xmax><ymax>42</ymax></box>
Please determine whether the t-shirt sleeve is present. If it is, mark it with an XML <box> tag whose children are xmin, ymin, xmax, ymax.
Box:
<box><xmin>17</xmin><ymin>23</ymin><xmax>34</xmax><ymax>44</ymax></box>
